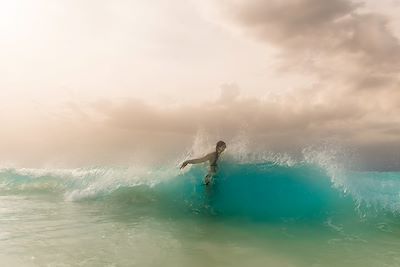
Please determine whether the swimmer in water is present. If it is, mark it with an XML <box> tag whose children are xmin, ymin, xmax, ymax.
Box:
<box><xmin>180</xmin><ymin>141</ymin><xmax>227</xmax><ymax>185</ymax></box>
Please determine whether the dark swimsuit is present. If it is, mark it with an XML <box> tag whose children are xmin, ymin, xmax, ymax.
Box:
<box><xmin>205</xmin><ymin>153</ymin><xmax>219</xmax><ymax>185</ymax></box>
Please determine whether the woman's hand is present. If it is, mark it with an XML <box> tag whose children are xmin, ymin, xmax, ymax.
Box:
<box><xmin>180</xmin><ymin>161</ymin><xmax>188</xmax><ymax>169</ymax></box>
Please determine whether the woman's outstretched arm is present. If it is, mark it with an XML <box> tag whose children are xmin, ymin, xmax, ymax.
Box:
<box><xmin>180</xmin><ymin>153</ymin><xmax>213</xmax><ymax>169</ymax></box>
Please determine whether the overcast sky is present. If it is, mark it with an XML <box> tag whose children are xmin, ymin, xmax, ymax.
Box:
<box><xmin>1</xmin><ymin>0</ymin><xmax>400</xmax><ymax>169</ymax></box>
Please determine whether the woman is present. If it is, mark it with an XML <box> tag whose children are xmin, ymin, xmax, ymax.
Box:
<box><xmin>180</xmin><ymin>141</ymin><xmax>227</xmax><ymax>185</ymax></box>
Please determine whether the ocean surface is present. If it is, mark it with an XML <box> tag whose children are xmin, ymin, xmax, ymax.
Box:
<box><xmin>1</xmin><ymin>156</ymin><xmax>400</xmax><ymax>266</ymax></box>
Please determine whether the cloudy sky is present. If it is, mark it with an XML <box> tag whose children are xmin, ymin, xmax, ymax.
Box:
<box><xmin>1</xmin><ymin>0</ymin><xmax>400</xmax><ymax>169</ymax></box>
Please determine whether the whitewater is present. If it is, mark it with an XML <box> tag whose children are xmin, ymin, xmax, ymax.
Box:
<box><xmin>1</xmin><ymin>150</ymin><xmax>400</xmax><ymax>266</ymax></box>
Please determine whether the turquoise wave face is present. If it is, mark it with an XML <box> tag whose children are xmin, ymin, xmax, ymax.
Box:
<box><xmin>1</xmin><ymin>161</ymin><xmax>399</xmax><ymax>224</ymax></box>
<box><xmin>156</xmin><ymin>162</ymin><xmax>354</xmax><ymax>222</ymax></box>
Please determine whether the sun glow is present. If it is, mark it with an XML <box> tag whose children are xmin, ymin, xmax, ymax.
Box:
<box><xmin>0</xmin><ymin>0</ymin><xmax>35</xmax><ymax>40</ymax></box>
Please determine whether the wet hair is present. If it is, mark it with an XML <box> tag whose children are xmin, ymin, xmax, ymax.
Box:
<box><xmin>216</xmin><ymin>141</ymin><xmax>226</xmax><ymax>150</ymax></box>
<box><xmin>212</xmin><ymin>141</ymin><xmax>226</xmax><ymax>166</ymax></box>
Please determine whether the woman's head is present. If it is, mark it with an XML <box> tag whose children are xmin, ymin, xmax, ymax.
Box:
<box><xmin>216</xmin><ymin>141</ymin><xmax>226</xmax><ymax>153</ymax></box>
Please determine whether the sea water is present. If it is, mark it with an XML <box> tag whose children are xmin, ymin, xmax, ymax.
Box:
<box><xmin>1</xmin><ymin>160</ymin><xmax>400</xmax><ymax>266</ymax></box>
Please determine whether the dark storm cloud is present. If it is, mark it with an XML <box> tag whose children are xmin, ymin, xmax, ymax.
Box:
<box><xmin>85</xmin><ymin>91</ymin><xmax>400</xmax><ymax>169</ymax></box>
<box><xmin>227</xmin><ymin>0</ymin><xmax>356</xmax><ymax>44</ymax></box>
<box><xmin>221</xmin><ymin>0</ymin><xmax>400</xmax><ymax>91</ymax></box>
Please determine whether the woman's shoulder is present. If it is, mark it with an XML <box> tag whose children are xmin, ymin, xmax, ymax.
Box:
<box><xmin>206</xmin><ymin>151</ymin><xmax>217</xmax><ymax>159</ymax></box>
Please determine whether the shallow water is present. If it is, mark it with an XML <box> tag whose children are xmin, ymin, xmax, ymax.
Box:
<box><xmin>1</xmin><ymin>163</ymin><xmax>400</xmax><ymax>266</ymax></box>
